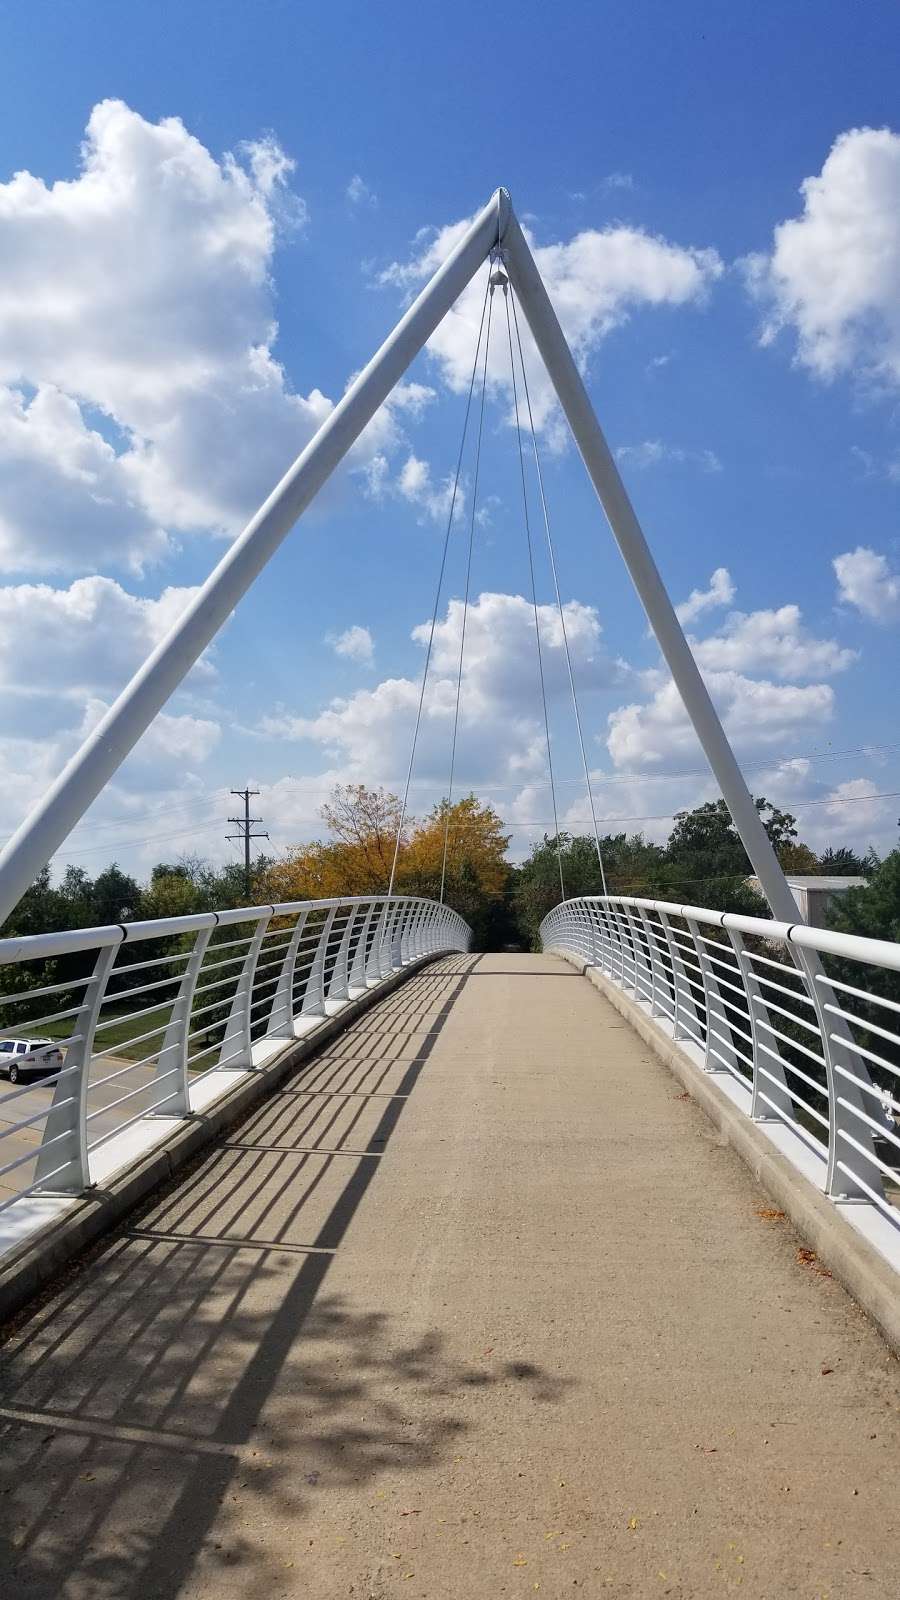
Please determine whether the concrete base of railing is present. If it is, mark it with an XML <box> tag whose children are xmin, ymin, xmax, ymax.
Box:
<box><xmin>0</xmin><ymin>949</ymin><xmax>448</xmax><ymax>1329</ymax></box>
<box><xmin>558</xmin><ymin>951</ymin><xmax>900</xmax><ymax>1358</ymax></box>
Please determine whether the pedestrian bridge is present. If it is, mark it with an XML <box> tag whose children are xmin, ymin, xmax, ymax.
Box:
<box><xmin>1</xmin><ymin>895</ymin><xmax>900</xmax><ymax>1597</ymax></box>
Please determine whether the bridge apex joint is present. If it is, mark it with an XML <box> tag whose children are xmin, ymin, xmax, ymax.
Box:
<box><xmin>495</xmin><ymin>186</ymin><xmax>513</xmax><ymax>243</ymax></box>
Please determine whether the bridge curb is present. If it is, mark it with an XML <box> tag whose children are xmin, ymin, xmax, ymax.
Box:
<box><xmin>0</xmin><ymin>950</ymin><xmax>449</xmax><ymax>1331</ymax></box>
<box><xmin>559</xmin><ymin>952</ymin><xmax>900</xmax><ymax>1358</ymax></box>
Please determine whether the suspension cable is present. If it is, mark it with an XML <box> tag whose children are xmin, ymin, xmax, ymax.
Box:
<box><xmin>438</xmin><ymin>269</ymin><xmax>496</xmax><ymax>903</ymax></box>
<box><xmin>386</xmin><ymin>264</ymin><xmax>493</xmax><ymax>898</ymax></box>
<box><xmin>502</xmin><ymin>276</ymin><xmax>566</xmax><ymax>903</ymax></box>
<box><xmin>509</xmin><ymin>287</ymin><xmax>609</xmax><ymax>898</ymax></box>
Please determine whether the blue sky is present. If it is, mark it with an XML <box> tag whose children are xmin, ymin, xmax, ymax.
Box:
<box><xmin>1</xmin><ymin>0</ymin><xmax>900</xmax><ymax>878</ymax></box>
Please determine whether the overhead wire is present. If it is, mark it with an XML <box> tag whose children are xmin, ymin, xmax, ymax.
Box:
<box><xmin>385</xmin><ymin>262</ymin><xmax>493</xmax><ymax>898</ymax></box>
<box><xmin>502</xmin><ymin>271</ymin><xmax>566</xmax><ymax>901</ymax></box>
<box><xmin>439</xmin><ymin>265</ymin><xmax>495</xmax><ymax>903</ymax></box>
<box><xmin>508</xmin><ymin>281</ymin><xmax>608</xmax><ymax>897</ymax></box>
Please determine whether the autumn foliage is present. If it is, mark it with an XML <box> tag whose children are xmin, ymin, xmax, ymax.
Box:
<box><xmin>261</xmin><ymin>784</ymin><xmax>512</xmax><ymax>944</ymax></box>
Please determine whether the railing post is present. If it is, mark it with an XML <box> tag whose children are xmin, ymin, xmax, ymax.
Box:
<box><xmin>366</xmin><ymin>902</ymin><xmax>390</xmax><ymax>983</ymax></box>
<box><xmin>410</xmin><ymin>901</ymin><xmax>428</xmax><ymax>959</ymax></box>
<box><xmin>390</xmin><ymin>900</ymin><xmax>409</xmax><ymax>969</ymax></box>
<box><xmin>35</xmin><ymin>938</ymin><xmax>122</xmax><ymax>1193</ymax></box>
<box><xmin>350</xmin><ymin>900</ymin><xmax>377</xmax><ymax>990</ymax></box>
<box><xmin>611</xmin><ymin>902</ymin><xmax>629</xmax><ymax>985</ymax></box>
<box><xmin>792</xmin><ymin>947</ymin><xmax>881</xmax><ymax>1201</ymax></box>
<box><xmin>621</xmin><ymin>904</ymin><xmax>642</xmax><ymax>996</ymax></box>
<box><xmin>154</xmin><ymin>922</ymin><xmax>215</xmax><ymax>1116</ymax></box>
<box><xmin>726</xmin><ymin>928</ymin><xmax>793</xmax><ymax>1123</ymax></box>
<box><xmin>266</xmin><ymin>908</ymin><xmax>310</xmax><ymax>1036</ymax></box>
<box><xmin>327</xmin><ymin>903</ymin><xmax>359</xmax><ymax>1002</ymax></box>
<box><xmin>691</xmin><ymin>921</ymin><xmax>742</xmax><ymax>1077</ymax></box>
<box><xmin>595</xmin><ymin>900</ymin><xmax>614</xmax><ymax>974</ymax></box>
<box><xmin>673</xmin><ymin>916</ymin><xmax>709</xmax><ymax>1055</ymax></box>
<box><xmin>302</xmin><ymin>904</ymin><xmax>338</xmax><ymax>1017</ymax></box>
<box><xmin>636</xmin><ymin>907</ymin><xmax>660</xmax><ymax>1016</ymax></box>
<box><xmin>379</xmin><ymin>901</ymin><xmax>399</xmax><ymax>977</ymax></box>
<box><xmin>218</xmin><ymin>910</ymin><xmax>272</xmax><ymax>1069</ymax></box>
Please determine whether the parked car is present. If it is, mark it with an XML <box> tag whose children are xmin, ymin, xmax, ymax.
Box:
<box><xmin>0</xmin><ymin>1038</ymin><xmax>64</xmax><ymax>1084</ymax></box>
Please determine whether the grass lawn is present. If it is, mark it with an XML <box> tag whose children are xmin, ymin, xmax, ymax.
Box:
<box><xmin>38</xmin><ymin>1001</ymin><xmax>228</xmax><ymax>1066</ymax></box>
<box><xmin>40</xmin><ymin>1004</ymin><xmax>173</xmax><ymax>1062</ymax></box>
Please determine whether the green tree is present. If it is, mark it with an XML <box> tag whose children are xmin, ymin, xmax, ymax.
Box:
<box><xmin>819</xmin><ymin>846</ymin><xmax>871</xmax><ymax>877</ymax></box>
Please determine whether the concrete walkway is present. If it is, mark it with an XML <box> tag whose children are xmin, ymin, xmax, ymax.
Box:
<box><xmin>1</xmin><ymin>952</ymin><xmax>899</xmax><ymax>1599</ymax></box>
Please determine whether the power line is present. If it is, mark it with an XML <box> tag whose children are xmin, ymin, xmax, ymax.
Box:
<box><xmin>226</xmin><ymin>788</ymin><xmax>269</xmax><ymax>898</ymax></box>
<box><xmin>37</xmin><ymin>735</ymin><xmax>900</xmax><ymax>852</ymax></box>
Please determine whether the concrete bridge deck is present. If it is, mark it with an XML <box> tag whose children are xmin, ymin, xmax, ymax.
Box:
<box><xmin>1</xmin><ymin>952</ymin><xmax>898</xmax><ymax>1598</ymax></box>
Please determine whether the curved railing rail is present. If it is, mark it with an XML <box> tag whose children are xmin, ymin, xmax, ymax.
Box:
<box><xmin>541</xmin><ymin>895</ymin><xmax>900</xmax><ymax>1257</ymax></box>
<box><xmin>0</xmin><ymin>895</ymin><xmax>469</xmax><ymax>1251</ymax></box>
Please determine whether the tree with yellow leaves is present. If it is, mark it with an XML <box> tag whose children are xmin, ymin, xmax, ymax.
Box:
<box><xmin>261</xmin><ymin>785</ymin><xmax>513</xmax><ymax>946</ymax></box>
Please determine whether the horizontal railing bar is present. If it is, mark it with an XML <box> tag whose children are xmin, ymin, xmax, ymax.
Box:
<box><xmin>815</xmin><ymin>970</ymin><xmax>900</xmax><ymax>1017</ymax></box>
<box><xmin>85</xmin><ymin>1068</ymin><xmax>180</xmax><ymax>1123</ymax></box>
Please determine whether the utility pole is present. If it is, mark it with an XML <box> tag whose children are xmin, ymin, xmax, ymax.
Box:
<box><xmin>227</xmin><ymin>788</ymin><xmax>268</xmax><ymax>900</ymax></box>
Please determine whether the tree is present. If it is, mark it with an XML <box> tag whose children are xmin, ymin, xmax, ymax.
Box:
<box><xmin>819</xmin><ymin>846</ymin><xmax>870</xmax><ymax>877</ymax></box>
<box><xmin>399</xmin><ymin>796</ymin><xmax>512</xmax><ymax>947</ymax></box>
<box><xmin>665</xmin><ymin>795</ymin><xmax>814</xmax><ymax>901</ymax></box>
<box><xmin>511</xmin><ymin>833</ymin><xmax>604</xmax><ymax>949</ymax></box>
<box><xmin>320</xmin><ymin>784</ymin><xmax>407</xmax><ymax>891</ymax></box>
<box><xmin>823</xmin><ymin>848</ymin><xmax>900</xmax><ymax>1086</ymax></box>
<box><xmin>91</xmin><ymin>864</ymin><xmax>141</xmax><ymax>925</ymax></box>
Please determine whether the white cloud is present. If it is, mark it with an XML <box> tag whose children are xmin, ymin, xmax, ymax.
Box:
<box><xmin>745</xmin><ymin>126</ymin><xmax>900</xmax><ymax>387</ymax></box>
<box><xmin>834</xmin><ymin>545</ymin><xmax>900</xmax><ymax>621</ymax></box>
<box><xmin>0</xmin><ymin>384</ymin><xmax>166</xmax><ymax>574</ymax></box>
<box><xmin>604</xmin><ymin>172</ymin><xmax>634</xmax><ymax>191</ymax></box>
<box><xmin>0</xmin><ymin>576</ymin><xmax>207</xmax><ymax>699</ymax></box>
<box><xmin>675</xmin><ymin>566</ymin><xmax>735</xmax><ymax>625</ymax></box>
<box><xmin>691</xmin><ymin>603</ymin><xmax>856</xmax><ymax>680</ymax></box>
<box><xmin>607</xmin><ymin>670</ymin><xmax>835</xmax><ymax>771</ymax></box>
<box><xmin>381</xmin><ymin>215</ymin><xmax>722</xmax><ymax>436</ymax></box>
<box><xmin>347</xmin><ymin>174</ymin><xmax>378</xmax><ymax>208</ymax></box>
<box><xmin>396</xmin><ymin>453</ymin><xmax>461</xmax><ymax>524</ymax></box>
<box><xmin>327</xmin><ymin>624</ymin><xmax>374</xmax><ymax>665</ymax></box>
<box><xmin>820</xmin><ymin>778</ymin><xmax>890</xmax><ymax>838</ymax></box>
<box><xmin>79</xmin><ymin>699</ymin><xmax>221</xmax><ymax>773</ymax></box>
<box><xmin>260</xmin><ymin>590</ymin><xmax>629</xmax><ymax>788</ymax></box>
<box><xmin>0</xmin><ymin>101</ymin><xmax>409</xmax><ymax>573</ymax></box>
<box><xmin>616</xmin><ymin>439</ymin><xmax>722</xmax><ymax>472</ymax></box>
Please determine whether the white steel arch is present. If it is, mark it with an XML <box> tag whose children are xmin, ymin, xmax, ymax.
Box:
<box><xmin>0</xmin><ymin>187</ymin><xmax>801</xmax><ymax>929</ymax></box>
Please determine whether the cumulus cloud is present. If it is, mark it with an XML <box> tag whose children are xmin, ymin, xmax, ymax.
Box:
<box><xmin>0</xmin><ymin>100</ymin><xmax>408</xmax><ymax>573</ymax></box>
<box><xmin>690</xmin><ymin>603</ymin><xmax>856</xmax><ymax>680</ymax></box>
<box><xmin>675</xmin><ymin>566</ymin><xmax>735</xmax><ymax>625</ymax></box>
<box><xmin>834</xmin><ymin>545</ymin><xmax>900</xmax><ymax>621</ymax></box>
<box><xmin>616</xmin><ymin>440</ymin><xmax>722</xmax><ymax>473</ymax></box>
<box><xmin>0</xmin><ymin>385</ymin><xmax>166</xmax><ymax>574</ymax></box>
<box><xmin>261</xmin><ymin>590</ymin><xmax>629</xmax><ymax>788</ymax></box>
<box><xmin>821</xmin><ymin>777</ymin><xmax>890</xmax><ymax>834</ymax></box>
<box><xmin>745</xmin><ymin>126</ymin><xmax>900</xmax><ymax>387</ymax></box>
<box><xmin>380</xmin><ymin>214</ymin><xmax>722</xmax><ymax>436</ymax></box>
<box><xmin>396</xmin><ymin>453</ymin><xmax>462</xmax><ymax>523</ymax></box>
<box><xmin>0</xmin><ymin>576</ymin><xmax>208</xmax><ymax>700</ymax></box>
<box><xmin>327</xmin><ymin>624</ymin><xmax>374</xmax><ymax>665</ymax></box>
<box><xmin>607</xmin><ymin>670</ymin><xmax>835</xmax><ymax>771</ymax></box>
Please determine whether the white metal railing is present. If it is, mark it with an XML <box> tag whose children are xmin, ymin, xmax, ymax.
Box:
<box><xmin>0</xmin><ymin>895</ymin><xmax>469</xmax><ymax>1248</ymax></box>
<box><xmin>541</xmin><ymin>895</ymin><xmax>900</xmax><ymax>1256</ymax></box>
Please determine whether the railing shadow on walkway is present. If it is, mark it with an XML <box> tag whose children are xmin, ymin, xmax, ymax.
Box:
<box><xmin>0</xmin><ymin>954</ymin><xmax>570</xmax><ymax>1600</ymax></box>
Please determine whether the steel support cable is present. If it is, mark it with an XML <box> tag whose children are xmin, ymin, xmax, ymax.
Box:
<box><xmin>503</xmin><ymin>281</ymin><xmax>566</xmax><ymax>903</ymax></box>
<box><xmin>509</xmin><ymin>288</ymin><xmax>609</xmax><ymax>898</ymax></box>
<box><xmin>386</xmin><ymin>265</ymin><xmax>493</xmax><ymax>898</ymax></box>
<box><xmin>439</xmin><ymin>277</ymin><xmax>495</xmax><ymax>904</ymax></box>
